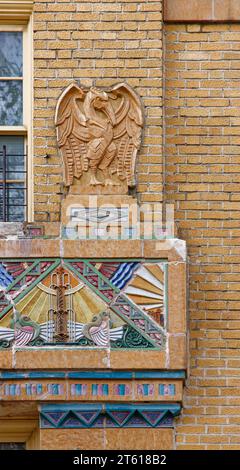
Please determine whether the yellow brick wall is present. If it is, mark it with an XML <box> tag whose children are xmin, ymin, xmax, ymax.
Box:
<box><xmin>165</xmin><ymin>23</ymin><xmax>240</xmax><ymax>450</ymax></box>
<box><xmin>33</xmin><ymin>0</ymin><xmax>163</xmax><ymax>221</ymax></box>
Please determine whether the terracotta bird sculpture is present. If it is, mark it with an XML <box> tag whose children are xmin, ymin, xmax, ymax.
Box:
<box><xmin>55</xmin><ymin>82</ymin><xmax>143</xmax><ymax>190</ymax></box>
<box><xmin>0</xmin><ymin>311</ymin><xmax>54</xmax><ymax>346</ymax></box>
<box><xmin>69</xmin><ymin>311</ymin><xmax>124</xmax><ymax>347</ymax></box>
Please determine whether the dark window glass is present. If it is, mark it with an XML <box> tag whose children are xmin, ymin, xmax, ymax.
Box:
<box><xmin>0</xmin><ymin>135</ymin><xmax>25</xmax><ymax>178</ymax></box>
<box><xmin>0</xmin><ymin>136</ymin><xmax>26</xmax><ymax>222</ymax></box>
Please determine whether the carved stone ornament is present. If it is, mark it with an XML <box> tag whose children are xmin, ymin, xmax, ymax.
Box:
<box><xmin>55</xmin><ymin>82</ymin><xmax>144</xmax><ymax>194</ymax></box>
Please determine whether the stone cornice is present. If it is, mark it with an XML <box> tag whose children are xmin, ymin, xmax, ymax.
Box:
<box><xmin>164</xmin><ymin>0</ymin><xmax>240</xmax><ymax>23</ymax></box>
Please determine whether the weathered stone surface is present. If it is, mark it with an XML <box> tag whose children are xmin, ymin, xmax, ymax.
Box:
<box><xmin>40</xmin><ymin>428</ymin><xmax>174</xmax><ymax>450</ymax></box>
<box><xmin>164</xmin><ymin>0</ymin><xmax>240</xmax><ymax>22</ymax></box>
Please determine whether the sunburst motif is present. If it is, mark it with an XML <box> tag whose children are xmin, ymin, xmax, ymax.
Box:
<box><xmin>0</xmin><ymin>266</ymin><xmax>125</xmax><ymax>344</ymax></box>
<box><xmin>124</xmin><ymin>263</ymin><xmax>165</xmax><ymax>326</ymax></box>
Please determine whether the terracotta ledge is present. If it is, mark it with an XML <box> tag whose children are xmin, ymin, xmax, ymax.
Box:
<box><xmin>0</xmin><ymin>238</ymin><xmax>187</xmax><ymax>262</ymax></box>
<box><xmin>164</xmin><ymin>0</ymin><xmax>240</xmax><ymax>23</ymax></box>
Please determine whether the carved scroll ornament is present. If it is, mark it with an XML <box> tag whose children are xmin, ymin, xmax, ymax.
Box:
<box><xmin>55</xmin><ymin>82</ymin><xmax>143</xmax><ymax>194</ymax></box>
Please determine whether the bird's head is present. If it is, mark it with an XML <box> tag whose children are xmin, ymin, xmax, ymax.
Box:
<box><xmin>100</xmin><ymin>311</ymin><xmax>110</xmax><ymax>320</ymax></box>
<box><xmin>22</xmin><ymin>315</ymin><xmax>31</xmax><ymax>322</ymax></box>
<box><xmin>88</xmin><ymin>87</ymin><xmax>116</xmax><ymax>125</ymax></box>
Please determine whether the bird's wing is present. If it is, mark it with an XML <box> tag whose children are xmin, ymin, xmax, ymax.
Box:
<box><xmin>15</xmin><ymin>328</ymin><xmax>34</xmax><ymax>347</ymax></box>
<box><xmin>89</xmin><ymin>324</ymin><xmax>109</xmax><ymax>347</ymax></box>
<box><xmin>55</xmin><ymin>83</ymin><xmax>90</xmax><ymax>186</ymax></box>
<box><xmin>39</xmin><ymin>321</ymin><xmax>55</xmax><ymax>342</ymax></box>
<box><xmin>109</xmin><ymin>326</ymin><xmax>124</xmax><ymax>342</ymax></box>
<box><xmin>68</xmin><ymin>321</ymin><xmax>84</xmax><ymax>341</ymax></box>
<box><xmin>111</xmin><ymin>83</ymin><xmax>143</xmax><ymax>187</ymax></box>
<box><xmin>0</xmin><ymin>327</ymin><xmax>14</xmax><ymax>342</ymax></box>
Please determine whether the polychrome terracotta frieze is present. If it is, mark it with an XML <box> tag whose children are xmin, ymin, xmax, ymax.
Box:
<box><xmin>0</xmin><ymin>258</ymin><xmax>167</xmax><ymax>350</ymax></box>
<box><xmin>0</xmin><ymin>370</ymin><xmax>185</xmax><ymax>402</ymax></box>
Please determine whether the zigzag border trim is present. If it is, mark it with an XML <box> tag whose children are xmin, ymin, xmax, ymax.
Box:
<box><xmin>40</xmin><ymin>403</ymin><xmax>181</xmax><ymax>429</ymax></box>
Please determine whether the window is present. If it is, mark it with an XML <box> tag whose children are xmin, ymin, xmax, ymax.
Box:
<box><xmin>0</xmin><ymin>31</ymin><xmax>23</xmax><ymax>125</ymax></box>
<box><xmin>0</xmin><ymin>22</ymin><xmax>32</xmax><ymax>222</ymax></box>
<box><xmin>0</xmin><ymin>136</ymin><xmax>26</xmax><ymax>221</ymax></box>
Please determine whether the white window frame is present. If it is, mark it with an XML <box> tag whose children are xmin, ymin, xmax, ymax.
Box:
<box><xmin>0</xmin><ymin>3</ymin><xmax>33</xmax><ymax>221</ymax></box>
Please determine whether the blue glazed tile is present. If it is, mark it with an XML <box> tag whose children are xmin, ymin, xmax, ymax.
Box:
<box><xmin>68</xmin><ymin>371</ymin><xmax>133</xmax><ymax>379</ymax></box>
<box><xmin>48</xmin><ymin>384</ymin><xmax>62</xmax><ymax>395</ymax></box>
<box><xmin>118</xmin><ymin>384</ymin><xmax>126</xmax><ymax>396</ymax></box>
<box><xmin>0</xmin><ymin>264</ymin><xmax>13</xmax><ymax>288</ymax></box>
<box><xmin>5</xmin><ymin>384</ymin><xmax>21</xmax><ymax>396</ymax></box>
<box><xmin>29</xmin><ymin>372</ymin><xmax>66</xmax><ymax>379</ymax></box>
<box><xmin>91</xmin><ymin>384</ymin><xmax>109</xmax><ymax>396</ymax></box>
<box><xmin>36</xmin><ymin>384</ymin><xmax>43</xmax><ymax>395</ymax></box>
<box><xmin>71</xmin><ymin>384</ymin><xmax>87</xmax><ymax>396</ymax></box>
<box><xmin>26</xmin><ymin>384</ymin><xmax>32</xmax><ymax>396</ymax></box>
<box><xmin>102</xmin><ymin>384</ymin><xmax>109</xmax><ymax>395</ymax></box>
<box><xmin>159</xmin><ymin>384</ymin><xmax>176</xmax><ymax>396</ymax></box>
<box><xmin>0</xmin><ymin>370</ymin><xmax>185</xmax><ymax>380</ymax></box>
<box><xmin>40</xmin><ymin>404</ymin><xmax>182</xmax><ymax>429</ymax></box>
<box><xmin>135</xmin><ymin>371</ymin><xmax>185</xmax><ymax>379</ymax></box>
<box><xmin>26</xmin><ymin>384</ymin><xmax>43</xmax><ymax>396</ymax></box>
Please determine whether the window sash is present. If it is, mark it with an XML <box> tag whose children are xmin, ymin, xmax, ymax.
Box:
<box><xmin>0</xmin><ymin>26</ymin><xmax>25</xmax><ymax>130</ymax></box>
<box><xmin>0</xmin><ymin>30</ymin><xmax>23</xmax><ymax>78</ymax></box>
<box><xmin>0</xmin><ymin>21</ymin><xmax>33</xmax><ymax>221</ymax></box>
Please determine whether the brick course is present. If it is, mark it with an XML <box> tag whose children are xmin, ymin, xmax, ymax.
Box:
<box><xmin>33</xmin><ymin>0</ymin><xmax>163</xmax><ymax>221</ymax></box>
<box><xmin>165</xmin><ymin>23</ymin><xmax>240</xmax><ymax>450</ymax></box>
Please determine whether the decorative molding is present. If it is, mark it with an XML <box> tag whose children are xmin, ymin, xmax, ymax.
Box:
<box><xmin>0</xmin><ymin>371</ymin><xmax>184</xmax><ymax>402</ymax></box>
<box><xmin>0</xmin><ymin>1</ymin><xmax>34</xmax><ymax>21</ymax></box>
<box><xmin>0</xmin><ymin>379</ymin><xmax>180</xmax><ymax>400</ymax></box>
<box><xmin>0</xmin><ymin>370</ymin><xmax>186</xmax><ymax>380</ymax></box>
<box><xmin>40</xmin><ymin>403</ymin><xmax>181</xmax><ymax>429</ymax></box>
